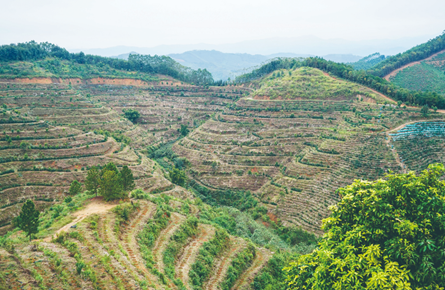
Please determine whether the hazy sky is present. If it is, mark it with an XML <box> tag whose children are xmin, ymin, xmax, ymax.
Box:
<box><xmin>1</xmin><ymin>0</ymin><xmax>444</xmax><ymax>49</ymax></box>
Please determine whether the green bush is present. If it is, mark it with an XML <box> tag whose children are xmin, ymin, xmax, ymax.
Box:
<box><xmin>285</xmin><ymin>163</ymin><xmax>445</xmax><ymax>289</ymax></box>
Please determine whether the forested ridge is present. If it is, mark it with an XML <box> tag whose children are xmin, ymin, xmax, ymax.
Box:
<box><xmin>236</xmin><ymin>56</ymin><xmax>445</xmax><ymax>109</ymax></box>
<box><xmin>368</xmin><ymin>31</ymin><xmax>445</xmax><ymax>77</ymax></box>
<box><xmin>0</xmin><ymin>41</ymin><xmax>214</xmax><ymax>85</ymax></box>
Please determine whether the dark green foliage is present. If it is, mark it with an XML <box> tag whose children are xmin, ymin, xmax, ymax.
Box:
<box><xmin>69</xmin><ymin>180</ymin><xmax>83</xmax><ymax>196</ymax></box>
<box><xmin>123</xmin><ymin>109</ymin><xmax>140</xmax><ymax>123</ymax></box>
<box><xmin>285</xmin><ymin>163</ymin><xmax>445</xmax><ymax>289</ymax></box>
<box><xmin>350</xmin><ymin>53</ymin><xmax>387</xmax><ymax>71</ymax></box>
<box><xmin>169</xmin><ymin>166</ymin><xmax>187</xmax><ymax>187</ymax></box>
<box><xmin>189</xmin><ymin>229</ymin><xmax>230</xmax><ymax>288</ymax></box>
<box><xmin>221</xmin><ymin>243</ymin><xmax>256</xmax><ymax>290</ymax></box>
<box><xmin>273</xmin><ymin>225</ymin><xmax>317</xmax><ymax>247</ymax></box>
<box><xmin>180</xmin><ymin>124</ymin><xmax>190</xmax><ymax>136</ymax></box>
<box><xmin>190</xmin><ymin>180</ymin><xmax>257</xmax><ymax>211</ymax></box>
<box><xmin>101</xmin><ymin>162</ymin><xmax>119</xmax><ymax>176</ymax></box>
<box><xmin>252</xmin><ymin>252</ymin><xmax>296</xmax><ymax>290</ymax></box>
<box><xmin>85</xmin><ymin>166</ymin><xmax>100</xmax><ymax>197</ymax></box>
<box><xmin>369</xmin><ymin>31</ymin><xmax>445</xmax><ymax>77</ymax></box>
<box><xmin>235</xmin><ymin>56</ymin><xmax>445</xmax><ymax>109</ymax></box>
<box><xmin>120</xmin><ymin>165</ymin><xmax>135</xmax><ymax>191</ymax></box>
<box><xmin>15</xmin><ymin>199</ymin><xmax>40</xmax><ymax>241</ymax></box>
<box><xmin>0</xmin><ymin>41</ymin><xmax>214</xmax><ymax>85</ymax></box>
<box><xmin>421</xmin><ymin>105</ymin><xmax>429</xmax><ymax>116</ymax></box>
<box><xmin>99</xmin><ymin>170</ymin><xmax>124</xmax><ymax>201</ymax></box>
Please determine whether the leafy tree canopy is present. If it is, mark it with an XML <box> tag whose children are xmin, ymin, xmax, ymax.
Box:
<box><xmin>169</xmin><ymin>166</ymin><xmax>187</xmax><ymax>187</ymax></box>
<box><xmin>120</xmin><ymin>165</ymin><xmax>135</xmax><ymax>192</ymax></box>
<box><xmin>285</xmin><ymin>163</ymin><xmax>445</xmax><ymax>289</ymax></box>
<box><xmin>0</xmin><ymin>41</ymin><xmax>214</xmax><ymax>85</ymax></box>
<box><xmin>100</xmin><ymin>170</ymin><xmax>125</xmax><ymax>201</ymax></box>
<box><xmin>235</xmin><ymin>56</ymin><xmax>445</xmax><ymax>109</ymax></box>
<box><xmin>101</xmin><ymin>162</ymin><xmax>119</xmax><ymax>176</ymax></box>
<box><xmin>123</xmin><ymin>109</ymin><xmax>140</xmax><ymax>123</ymax></box>
<box><xmin>69</xmin><ymin>180</ymin><xmax>83</xmax><ymax>196</ymax></box>
<box><xmin>180</xmin><ymin>124</ymin><xmax>189</xmax><ymax>136</ymax></box>
<box><xmin>15</xmin><ymin>199</ymin><xmax>40</xmax><ymax>241</ymax></box>
<box><xmin>85</xmin><ymin>166</ymin><xmax>100</xmax><ymax>197</ymax></box>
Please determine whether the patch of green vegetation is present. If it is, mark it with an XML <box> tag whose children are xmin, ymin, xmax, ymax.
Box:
<box><xmin>284</xmin><ymin>163</ymin><xmax>445</xmax><ymax>289</ymax></box>
<box><xmin>138</xmin><ymin>199</ymin><xmax>172</xmax><ymax>282</ymax></box>
<box><xmin>189</xmin><ymin>229</ymin><xmax>230</xmax><ymax>289</ymax></box>
<box><xmin>391</xmin><ymin>62</ymin><xmax>445</xmax><ymax>95</ymax></box>
<box><xmin>252</xmin><ymin>252</ymin><xmax>298</xmax><ymax>290</ymax></box>
<box><xmin>220</xmin><ymin>243</ymin><xmax>256</xmax><ymax>290</ymax></box>
<box><xmin>253</xmin><ymin>67</ymin><xmax>381</xmax><ymax>101</ymax></box>
<box><xmin>163</xmin><ymin>216</ymin><xmax>199</xmax><ymax>288</ymax></box>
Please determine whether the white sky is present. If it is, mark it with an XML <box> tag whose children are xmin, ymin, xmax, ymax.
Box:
<box><xmin>1</xmin><ymin>0</ymin><xmax>444</xmax><ymax>49</ymax></box>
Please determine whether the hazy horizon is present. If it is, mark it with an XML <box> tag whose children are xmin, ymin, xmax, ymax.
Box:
<box><xmin>1</xmin><ymin>0</ymin><xmax>444</xmax><ymax>52</ymax></box>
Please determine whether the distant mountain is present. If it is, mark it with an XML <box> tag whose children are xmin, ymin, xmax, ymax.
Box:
<box><xmin>112</xmin><ymin>50</ymin><xmax>362</xmax><ymax>80</ymax></box>
<box><xmin>350</xmin><ymin>53</ymin><xmax>387</xmax><ymax>70</ymax></box>
<box><xmin>71</xmin><ymin>34</ymin><xmax>433</xmax><ymax>57</ymax></box>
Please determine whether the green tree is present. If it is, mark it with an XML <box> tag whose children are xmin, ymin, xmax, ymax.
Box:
<box><xmin>101</xmin><ymin>162</ymin><xmax>119</xmax><ymax>176</ymax></box>
<box><xmin>85</xmin><ymin>166</ymin><xmax>100</xmax><ymax>197</ymax></box>
<box><xmin>169</xmin><ymin>166</ymin><xmax>187</xmax><ymax>187</ymax></box>
<box><xmin>120</xmin><ymin>165</ymin><xmax>135</xmax><ymax>191</ymax></box>
<box><xmin>123</xmin><ymin>109</ymin><xmax>140</xmax><ymax>123</ymax></box>
<box><xmin>15</xmin><ymin>200</ymin><xmax>40</xmax><ymax>241</ymax></box>
<box><xmin>69</xmin><ymin>180</ymin><xmax>83</xmax><ymax>196</ymax></box>
<box><xmin>100</xmin><ymin>170</ymin><xmax>124</xmax><ymax>201</ymax></box>
<box><xmin>19</xmin><ymin>141</ymin><xmax>31</xmax><ymax>150</ymax></box>
<box><xmin>284</xmin><ymin>163</ymin><xmax>445</xmax><ymax>289</ymax></box>
<box><xmin>421</xmin><ymin>105</ymin><xmax>429</xmax><ymax>117</ymax></box>
<box><xmin>180</xmin><ymin>124</ymin><xmax>189</xmax><ymax>136</ymax></box>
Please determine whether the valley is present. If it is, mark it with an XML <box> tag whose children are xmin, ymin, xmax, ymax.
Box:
<box><xmin>2</xmin><ymin>37</ymin><xmax>445</xmax><ymax>289</ymax></box>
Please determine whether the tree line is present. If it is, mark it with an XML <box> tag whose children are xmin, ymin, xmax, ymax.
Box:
<box><xmin>69</xmin><ymin>162</ymin><xmax>135</xmax><ymax>201</ymax></box>
<box><xmin>235</xmin><ymin>56</ymin><xmax>445</xmax><ymax>109</ymax></box>
<box><xmin>0</xmin><ymin>41</ymin><xmax>214</xmax><ymax>85</ymax></box>
<box><xmin>368</xmin><ymin>31</ymin><xmax>445</xmax><ymax>77</ymax></box>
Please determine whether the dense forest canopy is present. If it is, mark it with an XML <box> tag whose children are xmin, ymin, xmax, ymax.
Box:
<box><xmin>368</xmin><ymin>31</ymin><xmax>445</xmax><ymax>77</ymax></box>
<box><xmin>350</xmin><ymin>53</ymin><xmax>387</xmax><ymax>71</ymax></box>
<box><xmin>0</xmin><ymin>41</ymin><xmax>214</xmax><ymax>85</ymax></box>
<box><xmin>235</xmin><ymin>56</ymin><xmax>445</xmax><ymax>109</ymax></box>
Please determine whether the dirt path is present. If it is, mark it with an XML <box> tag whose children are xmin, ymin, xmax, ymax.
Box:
<box><xmin>230</xmin><ymin>247</ymin><xmax>272</xmax><ymax>290</ymax></box>
<box><xmin>176</xmin><ymin>224</ymin><xmax>215</xmax><ymax>289</ymax></box>
<box><xmin>383</xmin><ymin>49</ymin><xmax>445</xmax><ymax>81</ymax></box>
<box><xmin>43</xmin><ymin>198</ymin><xmax>117</xmax><ymax>242</ymax></box>
<box><xmin>205</xmin><ymin>237</ymin><xmax>246</xmax><ymax>290</ymax></box>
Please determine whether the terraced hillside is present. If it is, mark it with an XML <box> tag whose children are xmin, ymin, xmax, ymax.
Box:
<box><xmin>171</xmin><ymin>68</ymin><xmax>441</xmax><ymax>233</ymax></box>
<box><xmin>2</xmin><ymin>67</ymin><xmax>442</xmax><ymax>236</ymax></box>
<box><xmin>0</xmin><ymin>190</ymin><xmax>283</xmax><ymax>290</ymax></box>
<box><xmin>389</xmin><ymin>121</ymin><xmax>445</xmax><ymax>173</ymax></box>
<box><xmin>388</xmin><ymin>51</ymin><xmax>445</xmax><ymax>96</ymax></box>
<box><xmin>2</xmin><ymin>61</ymin><xmax>445</xmax><ymax>289</ymax></box>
